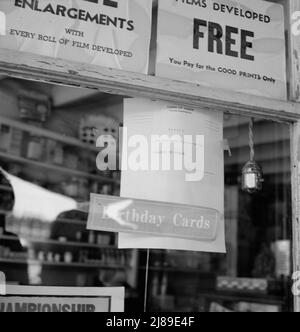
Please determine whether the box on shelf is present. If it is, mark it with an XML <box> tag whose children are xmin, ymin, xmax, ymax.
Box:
<box><xmin>26</xmin><ymin>135</ymin><xmax>46</xmax><ymax>161</ymax></box>
<box><xmin>217</xmin><ymin>277</ymin><xmax>268</xmax><ymax>294</ymax></box>
<box><xmin>11</xmin><ymin>128</ymin><xmax>25</xmax><ymax>156</ymax></box>
<box><xmin>0</xmin><ymin>124</ymin><xmax>11</xmax><ymax>152</ymax></box>
<box><xmin>45</xmin><ymin>139</ymin><xmax>64</xmax><ymax>165</ymax></box>
<box><xmin>210</xmin><ymin>302</ymin><xmax>233</xmax><ymax>313</ymax></box>
<box><xmin>18</xmin><ymin>91</ymin><xmax>51</xmax><ymax>123</ymax></box>
<box><xmin>235</xmin><ymin>302</ymin><xmax>281</xmax><ymax>313</ymax></box>
<box><xmin>79</xmin><ymin>114</ymin><xmax>119</xmax><ymax>145</ymax></box>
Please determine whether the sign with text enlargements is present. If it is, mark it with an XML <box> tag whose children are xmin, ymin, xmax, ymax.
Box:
<box><xmin>156</xmin><ymin>0</ymin><xmax>287</xmax><ymax>100</ymax></box>
<box><xmin>0</xmin><ymin>0</ymin><xmax>152</xmax><ymax>73</ymax></box>
<box><xmin>87</xmin><ymin>194</ymin><xmax>222</xmax><ymax>242</ymax></box>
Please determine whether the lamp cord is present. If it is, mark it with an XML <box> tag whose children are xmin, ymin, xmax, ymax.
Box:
<box><xmin>249</xmin><ymin>118</ymin><xmax>255</xmax><ymax>161</ymax></box>
<box><xmin>144</xmin><ymin>249</ymin><xmax>150</xmax><ymax>313</ymax></box>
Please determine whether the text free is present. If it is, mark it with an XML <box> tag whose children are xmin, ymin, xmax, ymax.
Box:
<box><xmin>193</xmin><ymin>19</ymin><xmax>255</xmax><ymax>61</ymax></box>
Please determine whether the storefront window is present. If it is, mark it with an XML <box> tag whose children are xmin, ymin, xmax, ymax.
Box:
<box><xmin>140</xmin><ymin>115</ymin><xmax>293</xmax><ymax>312</ymax></box>
<box><xmin>0</xmin><ymin>78</ymin><xmax>293</xmax><ymax>312</ymax></box>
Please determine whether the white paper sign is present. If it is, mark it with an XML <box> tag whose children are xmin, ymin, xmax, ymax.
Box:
<box><xmin>273</xmin><ymin>240</ymin><xmax>291</xmax><ymax>278</ymax></box>
<box><xmin>156</xmin><ymin>0</ymin><xmax>286</xmax><ymax>100</ymax></box>
<box><xmin>0</xmin><ymin>0</ymin><xmax>152</xmax><ymax>73</ymax></box>
<box><xmin>119</xmin><ymin>98</ymin><xmax>225</xmax><ymax>253</ymax></box>
<box><xmin>0</xmin><ymin>286</ymin><xmax>124</xmax><ymax>312</ymax></box>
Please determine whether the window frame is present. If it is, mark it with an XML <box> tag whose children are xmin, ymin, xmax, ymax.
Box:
<box><xmin>0</xmin><ymin>47</ymin><xmax>299</xmax><ymax>312</ymax></box>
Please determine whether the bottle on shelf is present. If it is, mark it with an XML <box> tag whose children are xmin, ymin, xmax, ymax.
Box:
<box><xmin>9</xmin><ymin>128</ymin><xmax>24</xmax><ymax>157</ymax></box>
<box><xmin>88</xmin><ymin>231</ymin><xmax>95</xmax><ymax>245</ymax></box>
<box><xmin>0</xmin><ymin>124</ymin><xmax>10</xmax><ymax>152</ymax></box>
<box><xmin>64</xmin><ymin>252</ymin><xmax>73</xmax><ymax>264</ymax></box>
<box><xmin>161</xmin><ymin>273</ymin><xmax>168</xmax><ymax>296</ymax></box>
<box><xmin>26</xmin><ymin>135</ymin><xmax>45</xmax><ymax>161</ymax></box>
<box><xmin>75</xmin><ymin>231</ymin><xmax>82</xmax><ymax>243</ymax></box>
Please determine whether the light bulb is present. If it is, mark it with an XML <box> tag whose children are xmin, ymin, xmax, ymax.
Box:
<box><xmin>241</xmin><ymin>161</ymin><xmax>264</xmax><ymax>193</ymax></box>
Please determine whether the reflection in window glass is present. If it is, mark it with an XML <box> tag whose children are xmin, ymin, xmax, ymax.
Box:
<box><xmin>141</xmin><ymin>116</ymin><xmax>292</xmax><ymax>312</ymax></box>
<box><xmin>0</xmin><ymin>78</ymin><xmax>293</xmax><ymax>312</ymax></box>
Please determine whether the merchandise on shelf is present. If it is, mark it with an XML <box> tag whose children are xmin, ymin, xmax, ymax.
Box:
<box><xmin>79</xmin><ymin>114</ymin><xmax>119</xmax><ymax>145</ymax></box>
<box><xmin>217</xmin><ymin>277</ymin><xmax>268</xmax><ymax>294</ymax></box>
<box><xmin>26</xmin><ymin>135</ymin><xmax>45</xmax><ymax>161</ymax></box>
<box><xmin>9</xmin><ymin>128</ymin><xmax>24</xmax><ymax>156</ymax></box>
<box><xmin>45</xmin><ymin>139</ymin><xmax>64</xmax><ymax>165</ymax></box>
<box><xmin>18</xmin><ymin>93</ymin><xmax>51</xmax><ymax>123</ymax></box>
<box><xmin>63</xmin><ymin>148</ymin><xmax>79</xmax><ymax>169</ymax></box>
<box><xmin>0</xmin><ymin>124</ymin><xmax>10</xmax><ymax>152</ymax></box>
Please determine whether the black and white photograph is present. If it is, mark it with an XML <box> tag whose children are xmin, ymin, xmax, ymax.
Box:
<box><xmin>0</xmin><ymin>0</ymin><xmax>299</xmax><ymax>316</ymax></box>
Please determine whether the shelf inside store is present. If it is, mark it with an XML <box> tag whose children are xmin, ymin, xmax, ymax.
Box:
<box><xmin>139</xmin><ymin>266</ymin><xmax>208</xmax><ymax>274</ymax></box>
<box><xmin>0</xmin><ymin>235</ymin><xmax>114</xmax><ymax>250</ymax></box>
<box><xmin>198</xmin><ymin>291</ymin><xmax>285</xmax><ymax>306</ymax></box>
<box><xmin>0</xmin><ymin>151</ymin><xmax>118</xmax><ymax>184</ymax></box>
<box><xmin>0</xmin><ymin>258</ymin><xmax>126</xmax><ymax>270</ymax></box>
<box><xmin>0</xmin><ymin>209</ymin><xmax>87</xmax><ymax>226</ymax></box>
<box><xmin>0</xmin><ymin>115</ymin><xmax>100</xmax><ymax>153</ymax></box>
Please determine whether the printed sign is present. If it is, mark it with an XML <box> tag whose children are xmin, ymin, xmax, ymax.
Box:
<box><xmin>156</xmin><ymin>0</ymin><xmax>287</xmax><ymax>100</ymax></box>
<box><xmin>0</xmin><ymin>11</ymin><xmax>5</xmax><ymax>36</ymax></box>
<box><xmin>0</xmin><ymin>286</ymin><xmax>124</xmax><ymax>312</ymax></box>
<box><xmin>0</xmin><ymin>0</ymin><xmax>152</xmax><ymax>73</ymax></box>
<box><xmin>119</xmin><ymin>98</ymin><xmax>225</xmax><ymax>253</ymax></box>
<box><xmin>0</xmin><ymin>272</ymin><xmax>6</xmax><ymax>296</ymax></box>
<box><xmin>87</xmin><ymin>194</ymin><xmax>222</xmax><ymax>241</ymax></box>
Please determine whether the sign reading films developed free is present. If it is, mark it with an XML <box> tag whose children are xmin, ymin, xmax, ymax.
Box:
<box><xmin>0</xmin><ymin>0</ymin><xmax>152</xmax><ymax>73</ymax></box>
<box><xmin>156</xmin><ymin>0</ymin><xmax>287</xmax><ymax>100</ymax></box>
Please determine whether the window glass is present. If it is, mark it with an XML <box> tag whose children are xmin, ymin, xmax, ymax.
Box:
<box><xmin>0</xmin><ymin>78</ymin><xmax>293</xmax><ymax>312</ymax></box>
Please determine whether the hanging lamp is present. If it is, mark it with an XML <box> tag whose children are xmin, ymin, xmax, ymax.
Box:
<box><xmin>241</xmin><ymin>118</ymin><xmax>264</xmax><ymax>193</ymax></box>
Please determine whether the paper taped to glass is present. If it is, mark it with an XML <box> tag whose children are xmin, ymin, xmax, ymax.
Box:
<box><xmin>119</xmin><ymin>98</ymin><xmax>225</xmax><ymax>253</ymax></box>
<box><xmin>0</xmin><ymin>0</ymin><xmax>152</xmax><ymax>73</ymax></box>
